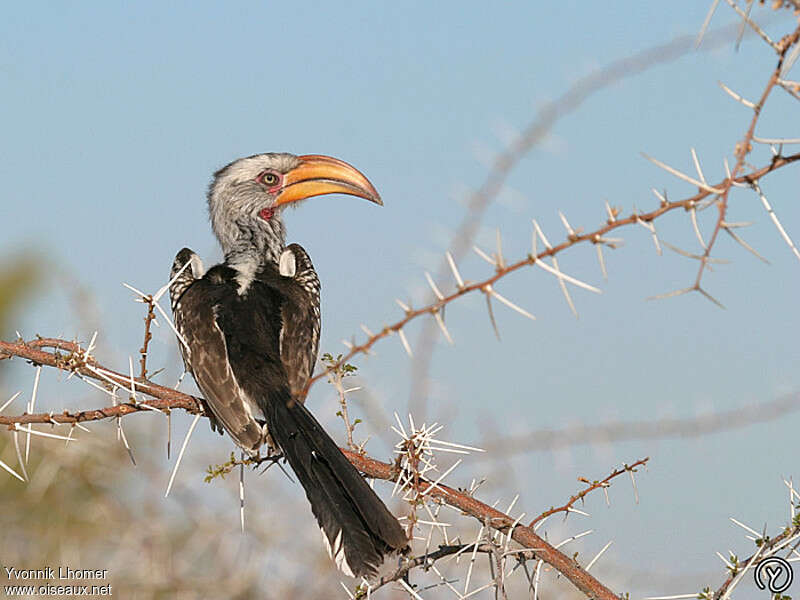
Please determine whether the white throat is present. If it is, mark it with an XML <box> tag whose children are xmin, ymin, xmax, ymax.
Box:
<box><xmin>230</xmin><ymin>252</ymin><xmax>262</xmax><ymax>295</ymax></box>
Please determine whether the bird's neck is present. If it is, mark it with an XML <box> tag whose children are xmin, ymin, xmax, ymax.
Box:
<box><xmin>223</xmin><ymin>215</ymin><xmax>286</xmax><ymax>294</ymax></box>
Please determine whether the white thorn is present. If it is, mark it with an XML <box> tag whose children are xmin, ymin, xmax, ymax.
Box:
<box><xmin>695</xmin><ymin>0</ymin><xmax>721</xmax><ymax>48</ymax></box>
<box><xmin>240</xmin><ymin>452</ymin><xmax>246</xmax><ymax>533</ymax></box>
<box><xmin>424</xmin><ymin>271</ymin><xmax>445</xmax><ymax>301</ymax></box>
<box><xmin>117</xmin><ymin>420</ymin><xmax>136</xmax><ymax>466</ymax></box>
<box><xmin>13</xmin><ymin>430</ymin><xmax>28</xmax><ymax>482</ymax></box>
<box><xmin>432</xmin><ymin>311</ymin><xmax>454</xmax><ymax>345</ymax></box>
<box><xmin>724</xmin><ymin>227</ymin><xmax>769</xmax><ymax>263</ymax></box>
<box><xmin>395</xmin><ymin>298</ymin><xmax>411</xmax><ymax>313</ymax></box>
<box><xmin>661</xmin><ymin>240</ymin><xmax>728</xmax><ymax>263</ymax></box>
<box><xmin>397</xmin><ymin>328</ymin><xmax>413</xmax><ymax>358</ymax></box>
<box><xmin>641</xmin><ymin>153</ymin><xmax>724</xmax><ymax>194</ymax></box>
<box><xmin>472</xmin><ymin>245</ymin><xmax>497</xmax><ymax>267</ymax></box>
<box><xmin>165</xmin><ymin>413</ymin><xmax>201</xmax><ymax>497</ymax></box>
<box><xmin>421</xmin><ymin>459</ymin><xmax>462</xmax><ymax>497</ymax></box>
<box><xmin>729</xmin><ymin>516</ymin><xmax>760</xmax><ymax>538</ymax></box>
<box><xmin>629</xmin><ymin>464</ymin><xmax>639</xmax><ymax>504</ymax></box>
<box><xmin>483</xmin><ymin>292</ymin><xmax>501</xmax><ymax>340</ymax></box>
<box><xmin>0</xmin><ymin>391</ymin><xmax>22</xmax><ymax>414</ymax></box>
<box><xmin>690</xmin><ymin>148</ymin><xmax>707</xmax><ymax>184</ymax></box>
<box><xmin>780</xmin><ymin>37</ymin><xmax>800</xmax><ymax>78</ymax></box>
<box><xmin>338</xmin><ymin>581</ymin><xmax>355</xmax><ymax>600</ymax></box>
<box><xmin>25</xmin><ymin>366</ymin><xmax>41</xmax><ymax>464</ymax></box>
<box><xmin>586</xmin><ymin>540</ymin><xmax>613</xmax><ymax>572</ymax></box>
<box><xmin>636</xmin><ymin>217</ymin><xmax>662</xmax><ymax>256</ymax></box>
<box><xmin>718</xmin><ymin>81</ymin><xmax>756</xmax><ymax>108</ymax></box>
<box><xmin>532</xmin><ymin>220</ymin><xmax>552</xmax><ymax>249</ymax></box>
<box><xmin>0</xmin><ymin>456</ymin><xmax>25</xmax><ymax>483</ymax></box>
<box><xmin>445</xmin><ymin>251</ymin><xmax>464</xmax><ymax>288</ymax></box>
<box><xmin>533</xmin><ymin>257</ymin><xmax>602</xmax><ymax>294</ymax></box>
<box><xmin>85</xmin><ymin>331</ymin><xmax>98</xmax><ymax>358</ymax></box>
<box><xmin>485</xmin><ymin>285</ymin><xmax>536</xmax><ymax>321</ymax></box>
<box><xmin>14</xmin><ymin>423</ymin><xmax>75</xmax><ymax>441</ymax></box>
<box><xmin>554</xmin><ymin>529</ymin><xmax>593</xmax><ymax>549</ymax></box>
<box><xmin>646</xmin><ymin>286</ymin><xmax>694</xmax><ymax>301</ymax></box>
<box><xmin>689</xmin><ymin>206</ymin><xmax>707</xmax><ymax>250</ymax></box>
<box><xmin>753</xmin><ymin>136</ymin><xmax>800</xmax><ymax>145</ymax></box>
<box><xmin>595</xmin><ymin>244</ymin><xmax>608</xmax><ymax>280</ymax></box>
<box><xmin>154</xmin><ymin>258</ymin><xmax>194</xmax><ymax>302</ymax></box>
<box><xmin>558</xmin><ymin>211</ymin><xmax>575</xmax><ymax>236</ymax></box>
<box><xmin>122</xmin><ymin>281</ymin><xmax>148</xmax><ymax>298</ymax></box>
<box><xmin>128</xmin><ymin>356</ymin><xmax>137</xmax><ymax>403</ymax></box>
<box><xmin>398</xmin><ymin>579</ymin><xmax>423</xmax><ymax>600</ymax></box>
<box><xmin>495</xmin><ymin>228</ymin><xmax>505</xmax><ymax>268</ymax></box>
<box><xmin>754</xmin><ymin>182</ymin><xmax>800</xmax><ymax>262</ymax></box>
<box><xmin>604</xmin><ymin>200</ymin><xmax>616</xmax><ymax>222</ymax></box>
<box><xmin>715</xmin><ymin>551</ymin><xmax>734</xmax><ymax>570</ymax></box>
<box><xmin>151</xmin><ymin>300</ymin><xmax>190</xmax><ymax>352</ymax></box>
<box><xmin>464</xmin><ymin>525</ymin><xmax>485</xmax><ymax>594</ymax></box>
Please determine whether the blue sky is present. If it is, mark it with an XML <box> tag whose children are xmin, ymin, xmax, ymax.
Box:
<box><xmin>2</xmin><ymin>3</ymin><xmax>799</xmax><ymax>597</ymax></box>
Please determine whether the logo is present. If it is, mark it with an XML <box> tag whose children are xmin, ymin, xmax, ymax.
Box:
<box><xmin>754</xmin><ymin>556</ymin><xmax>793</xmax><ymax>594</ymax></box>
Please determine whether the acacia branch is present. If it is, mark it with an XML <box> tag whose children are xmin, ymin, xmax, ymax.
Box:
<box><xmin>712</xmin><ymin>520</ymin><xmax>800</xmax><ymax>599</ymax></box>
<box><xmin>0</xmin><ymin>338</ymin><xmax>202</xmax><ymax>424</ymax></box>
<box><xmin>529</xmin><ymin>458</ymin><xmax>649</xmax><ymax>527</ymax></box>
<box><xmin>693</xmin><ymin>22</ymin><xmax>800</xmax><ymax>293</ymax></box>
<box><xmin>408</xmin><ymin>14</ymin><xmax>800</xmax><ymax>416</ymax></box>
<box><xmin>0</xmin><ymin>337</ymin><xmax>620</xmax><ymax>599</ymax></box>
<box><xmin>343</xmin><ymin>449</ymin><xmax>619</xmax><ymax>599</ymax></box>
<box><xmin>305</xmin><ymin>150</ymin><xmax>800</xmax><ymax>395</ymax></box>
<box><xmin>372</xmin><ymin>543</ymin><xmax>508</xmax><ymax>591</ymax></box>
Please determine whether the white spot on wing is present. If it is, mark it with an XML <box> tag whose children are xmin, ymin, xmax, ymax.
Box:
<box><xmin>189</xmin><ymin>254</ymin><xmax>205</xmax><ymax>277</ymax></box>
<box><xmin>279</xmin><ymin>249</ymin><xmax>296</xmax><ymax>277</ymax></box>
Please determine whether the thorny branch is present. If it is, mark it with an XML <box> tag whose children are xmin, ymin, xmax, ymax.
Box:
<box><xmin>409</xmin><ymin>12</ymin><xmax>800</xmax><ymax>416</ymax></box>
<box><xmin>344</xmin><ymin>449</ymin><xmax>620</xmax><ymax>599</ymax></box>
<box><xmin>322</xmin><ymin>352</ymin><xmax>363</xmax><ymax>453</ymax></box>
<box><xmin>0</xmin><ymin>338</ymin><xmax>203</xmax><ymax>425</ymax></box>
<box><xmin>2</xmin><ymin>6</ymin><xmax>799</xmax><ymax>600</ymax></box>
<box><xmin>529</xmin><ymin>458</ymin><xmax>650</xmax><ymax>528</ymax></box>
<box><xmin>691</xmin><ymin>22</ymin><xmax>800</xmax><ymax>295</ymax></box>
<box><xmin>711</xmin><ymin>518</ymin><xmax>800</xmax><ymax>599</ymax></box>
<box><xmin>0</xmin><ymin>337</ymin><xmax>620</xmax><ymax>600</ymax></box>
<box><xmin>326</xmin><ymin>22</ymin><xmax>800</xmax><ymax>399</ymax></box>
<box><xmin>304</xmin><ymin>149</ymin><xmax>800</xmax><ymax>395</ymax></box>
<box><xmin>138</xmin><ymin>295</ymin><xmax>156</xmax><ymax>380</ymax></box>
<box><xmin>373</xmin><ymin>543</ymin><xmax>523</xmax><ymax>591</ymax></box>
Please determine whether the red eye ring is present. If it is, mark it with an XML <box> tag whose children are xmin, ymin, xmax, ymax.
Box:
<box><xmin>257</xmin><ymin>171</ymin><xmax>281</xmax><ymax>187</ymax></box>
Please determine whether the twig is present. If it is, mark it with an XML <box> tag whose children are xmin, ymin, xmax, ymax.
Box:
<box><xmin>138</xmin><ymin>295</ymin><xmax>156</xmax><ymax>379</ymax></box>
<box><xmin>529</xmin><ymin>458</ymin><xmax>650</xmax><ymax>527</ymax></box>
<box><xmin>0</xmin><ymin>337</ymin><xmax>621</xmax><ymax>599</ymax></box>
<box><xmin>302</xmin><ymin>149</ymin><xmax>800</xmax><ymax>395</ymax></box>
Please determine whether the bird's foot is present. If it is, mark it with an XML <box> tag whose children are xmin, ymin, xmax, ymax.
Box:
<box><xmin>250</xmin><ymin>450</ymin><xmax>285</xmax><ymax>473</ymax></box>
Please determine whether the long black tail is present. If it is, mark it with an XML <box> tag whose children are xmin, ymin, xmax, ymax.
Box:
<box><xmin>264</xmin><ymin>391</ymin><xmax>408</xmax><ymax>578</ymax></box>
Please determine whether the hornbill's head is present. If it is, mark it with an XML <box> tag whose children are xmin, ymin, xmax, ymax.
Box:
<box><xmin>208</xmin><ymin>153</ymin><xmax>381</xmax><ymax>263</ymax></box>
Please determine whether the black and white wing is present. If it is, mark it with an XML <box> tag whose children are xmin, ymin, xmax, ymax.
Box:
<box><xmin>169</xmin><ymin>248</ymin><xmax>265</xmax><ymax>453</ymax></box>
<box><xmin>277</xmin><ymin>243</ymin><xmax>321</xmax><ymax>401</ymax></box>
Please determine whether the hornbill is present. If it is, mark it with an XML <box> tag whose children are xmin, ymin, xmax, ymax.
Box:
<box><xmin>168</xmin><ymin>153</ymin><xmax>408</xmax><ymax>577</ymax></box>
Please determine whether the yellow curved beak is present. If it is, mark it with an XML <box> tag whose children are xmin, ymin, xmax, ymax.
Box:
<box><xmin>274</xmin><ymin>154</ymin><xmax>383</xmax><ymax>207</ymax></box>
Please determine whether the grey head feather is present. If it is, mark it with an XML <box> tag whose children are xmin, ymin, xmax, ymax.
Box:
<box><xmin>207</xmin><ymin>153</ymin><xmax>302</xmax><ymax>293</ymax></box>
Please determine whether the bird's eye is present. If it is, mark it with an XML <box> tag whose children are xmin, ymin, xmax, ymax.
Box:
<box><xmin>259</xmin><ymin>171</ymin><xmax>280</xmax><ymax>186</ymax></box>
